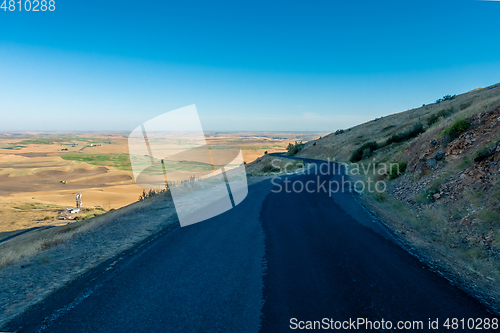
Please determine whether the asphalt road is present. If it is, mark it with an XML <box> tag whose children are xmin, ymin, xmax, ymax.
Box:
<box><xmin>4</xmin><ymin>159</ymin><xmax>498</xmax><ymax>332</ymax></box>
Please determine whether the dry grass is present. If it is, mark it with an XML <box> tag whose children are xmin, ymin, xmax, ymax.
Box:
<box><xmin>360</xmin><ymin>191</ymin><xmax>500</xmax><ymax>313</ymax></box>
<box><xmin>246</xmin><ymin>154</ymin><xmax>305</xmax><ymax>176</ymax></box>
<box><xmin>0</xmin><ymin>190</ymin><xmax>177</xmax><ymax>328</ymax></box>
<box><xmin>0</xmin><ymin>192</ymin><xmax>166</xmax><ymax>269</ymax></box>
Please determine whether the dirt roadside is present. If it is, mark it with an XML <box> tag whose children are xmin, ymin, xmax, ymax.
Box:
<box><xmin>357</xmin><ymin>193</ymin><xmax>500</xmax><ymax>316</ymax></box>
<box><xmin>0</xmin><ymin>175</ymin><xmax>270</xmax><ymax>328</ymax></box>
<box><xmin>0</xmin><ymin>193</ymin><xmax>177</xmax><ymax>328</ymax></box>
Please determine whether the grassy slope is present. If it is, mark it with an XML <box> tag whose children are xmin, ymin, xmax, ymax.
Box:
<box><xmin>294</xmin><ymin>82</ymin><xmax>500</xmax><ymax>312</ymax></box>
<box><xmin>297</xmin><ymin>83</ymin><xmax>500</xmax><ymax>162</ymax></box>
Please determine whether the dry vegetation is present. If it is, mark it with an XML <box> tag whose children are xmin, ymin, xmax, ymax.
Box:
<box><xmin>0</xmin><ymin>190</ymin><xmax>177</xmax><ymax>327</ymax></box>
<box><xmin>245</xmin><ymin>154</ymin><xmax>305</xmax><ymax>176</ymax></box>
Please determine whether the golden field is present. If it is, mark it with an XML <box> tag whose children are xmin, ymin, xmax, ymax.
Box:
<box><xmin>0</xmin><ymin>131</ymin><xmax>326</xmax><ymax>236</ymax></box>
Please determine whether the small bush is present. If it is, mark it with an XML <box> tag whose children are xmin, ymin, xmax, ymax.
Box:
<box><xmin>474</xmin><ymin>141</ymin><xmax>499</xmax><ymax>162</ymax></box>
<box><xmin>458</xmin><ymin>156</ymin><xmax>473</xmax><ymax>170</ymax></box>
<box><xmin>385</xmin><ymin>123</ymin><xmax>424</xmax><ymax>145</ymax></box>
<box><xmin>427</xmin><ymin>115</ymin><xmax>439</xmax><ymax>126</ymax></box>
<box><xmin>261</xmin><ymin>165</ymin><xmax>280</xmax><ymax>173</ymax></box>
<box><xmin>375</xmin><ymin>192</ymin><xmax>387</xmax><ymax>202</ymax></box>
<box><xmin>75</xmin><ymin>214</ymin><xmax>94</xmax><ymax>221</ymax></box>
<box><xmin>335</xmin><ymin>129</ymin><xmax>344</xmax><ymax>135</ymax></box>
<box><xmin>350</xmin><ymin>142</ymin><xmax>379</xmax><ymax>162</ymax></box>
<box><xmin>435</xmin><ymin>94</ymin><xmax>456</xmax><ymax>103</ymax></box>
<box><xmin>460</xmin><ymin>101</ymin><xmax>472</xmax><ymax>110</ymax></box>
<box><xmin>39</xmin><ymin>255</ymin><xmax>51</xmax><ymax>264</ymax></box>
<box><xmin>428</xmin><ymin>178</ymin><xmax>445</xmax><ymax>193</ymax></box>
<box><xmin>286</xmin><ymin>141</ymin><xmax>305</xmax><ymax>156</ymax></box>
<box><xmin>362</xmin><ymin>148</ymin><xmax>373</xmax><ymax>160</ymax></box>
<box><xmin>478</xmin><ymin>209</ymin><xmax>500</xmax><ymax>222</ymax></box>
<box><xmin>475</xmin><ymin>145</ymin><xmax>491</xmax><ymax>158</ymax></box>
<box><xmin>388</xmin><ymin>162</ymin><xmax>408</xmax><ymax>180</ymax></box>
<box><xmin>420</xmin><ymin>188</ymin><xmax>439</xmax><ymax>203</ymax></box>
<box><xmin>443</xmin><ymin>119</ymin><xmax>470</xmax><ymax>141</ymax></box>
<box><xmin>139</xmin><ymin>188</ymin><xmax>169</xmax><ymax>201</ymax></box>
<box><xmin>427</xmin><ymin>107</ymin><xmax>455</xmax><ymax>126</ymax></box>
<box><xmin>415</xmin><ymin>178</ymin><xmax>444</xmax><ymax>203</ymax></box>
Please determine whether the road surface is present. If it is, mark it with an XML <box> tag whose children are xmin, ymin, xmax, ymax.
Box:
<box><xmin>3</xmin><ymin>159</ymin><xmax>497</xmax><ymax>332</ymax></box>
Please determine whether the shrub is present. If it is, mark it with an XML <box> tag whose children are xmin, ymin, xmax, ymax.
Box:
<box><xmin>427</xmin><ymin>107</ymin><xmax>455</xmax><ymax>126</ymax></box>
<box><xmin>427</xmin><ymin>115</ymin><xmax>439</xmax><ymax>126</ymax></box>
<box><xmin>261</xmin><ymin>165</ymin><xmax>280</xmax><ymax>173</ymax></box>
<box><xmin>474</xmin><ymin>141</ymin><xmax>499</xmax><ymax>162</ymax></box>
<box><xmin>435</xmin><ymin>94</ymin><xmax>456</xmax><ymax>103</ymax></box>
<box><xmin>350</xmin><ymin>142</ymin><xmax>379</xmax><ymax>162</ymax></box>
<box><xmin>286</xmin><ymin>141</ymin><xmax>305</xmax><ymax>156</ymax></box>
<box><xmin>335</xmin><ymin>129</ymin><xmax>344</xmax><ymax>135</ymax></box>
<box><xmin>415</xmin><ymin>178</ymin><xmax>445</xmax><ymax>203</ymax></box>
<box><xmin>388</xmin><ymin>162</ymin><xmax>408</xmax><ymax>180</ymax></box>
<box><xmin>375</xmin><ymin>192</ymin><xmax>387</xmax><ymax>202</ymax></box>
<box><xmin>475</xmin><ymin>145</ymin><xmax>491</xmax><ymax>158</ymax></box>
<box><xmin>139</xmin><ymin>188</ymin><xmax>169</xmax><ymax>201</ymax></box>
<box><xmin>443</xmin><ymin>119</ymin><xmax>470</xmax><ymax>141</ymax></box>
<box><xmin>458</xmin><ymin>156</ymin><xmax>473</xmax><ymax>170</ymax></box>
<box><xmin>428</xmin><ymin>178</ymin><xmax>445</xmax><ymax>193</ymax></box>
<box><xmin>478</xmin><ymin>210</ymin><xmax>500</xmax><ymax>222</ymax></box>
<box><xmin>460</xmin><ymin>101</ymin><xmax>472</xmax><ymax>110</ymax></box>
<box><xmin>385</xmin><ymin>123</ymin><xmax>424</xmax><ymax>145</ymax></box>
<box><xmin>361</xmin><ymin>148</ymin><xmax>373</xmax><ymax>160</ymax></box>
<box><xmin>420</xmin><ymin>188</ymin><xmax>439</xmax><ymax>203</ymax></box>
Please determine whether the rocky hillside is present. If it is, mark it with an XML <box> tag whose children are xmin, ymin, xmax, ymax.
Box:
<box><xmin>282</xmin><ymin>82</ymin><xmax>500</xmax><ymax>312</ymax></box>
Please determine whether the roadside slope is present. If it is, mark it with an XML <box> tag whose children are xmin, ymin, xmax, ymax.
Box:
<box><xmin>3</xmin><ymin>177</ymin><xmax>274</xmax><ymax>332</ymax></box>
<box><xmin>286</xmin><ymin>82</ymin><xmax>500</xmax><ymax>312</ymax></box>
<box><xmin>0</xmin><ymin>192</ymin><xmax>177</xmax><ymax>328</ymax></box>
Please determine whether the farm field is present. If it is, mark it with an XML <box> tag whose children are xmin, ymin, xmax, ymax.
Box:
<box><xmin>0</xmin><ymin>131</ymin><xmax>326</xmax><ymax>236</ymax></box>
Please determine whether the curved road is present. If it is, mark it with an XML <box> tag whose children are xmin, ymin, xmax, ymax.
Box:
<box><xmin>4</xmin><ymin>159</ymin><xmax>498</xmax><ymax>332</ymax></box>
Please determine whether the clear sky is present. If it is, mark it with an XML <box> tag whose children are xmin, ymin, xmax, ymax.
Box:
<box><xmin>1</xmin><ymin>0</ymin><xmax>500</xmax><ymax>132</ymax></box>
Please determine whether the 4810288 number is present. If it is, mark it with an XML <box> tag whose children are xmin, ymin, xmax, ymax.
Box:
<box><xmin>1</xmin><ymin>0</ymin><xmax>55</xmax><ymax>11</ymax></box>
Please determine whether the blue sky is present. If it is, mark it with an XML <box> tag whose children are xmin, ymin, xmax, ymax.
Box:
<box><xmin>1</xmin><ymin>0</ymin><xmax>500</xmax><ymax>132</ymax></box>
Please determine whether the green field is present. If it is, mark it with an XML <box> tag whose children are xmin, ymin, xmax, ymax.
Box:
<box><xmin>59</xmin><ymin>153</ymin><xmax>132</xmax><ymax>171</ymax></box>
<box><xmin>16</xmin><ymin>140</ymin><xmax>54</xmax><ymax>145</ymax></box>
